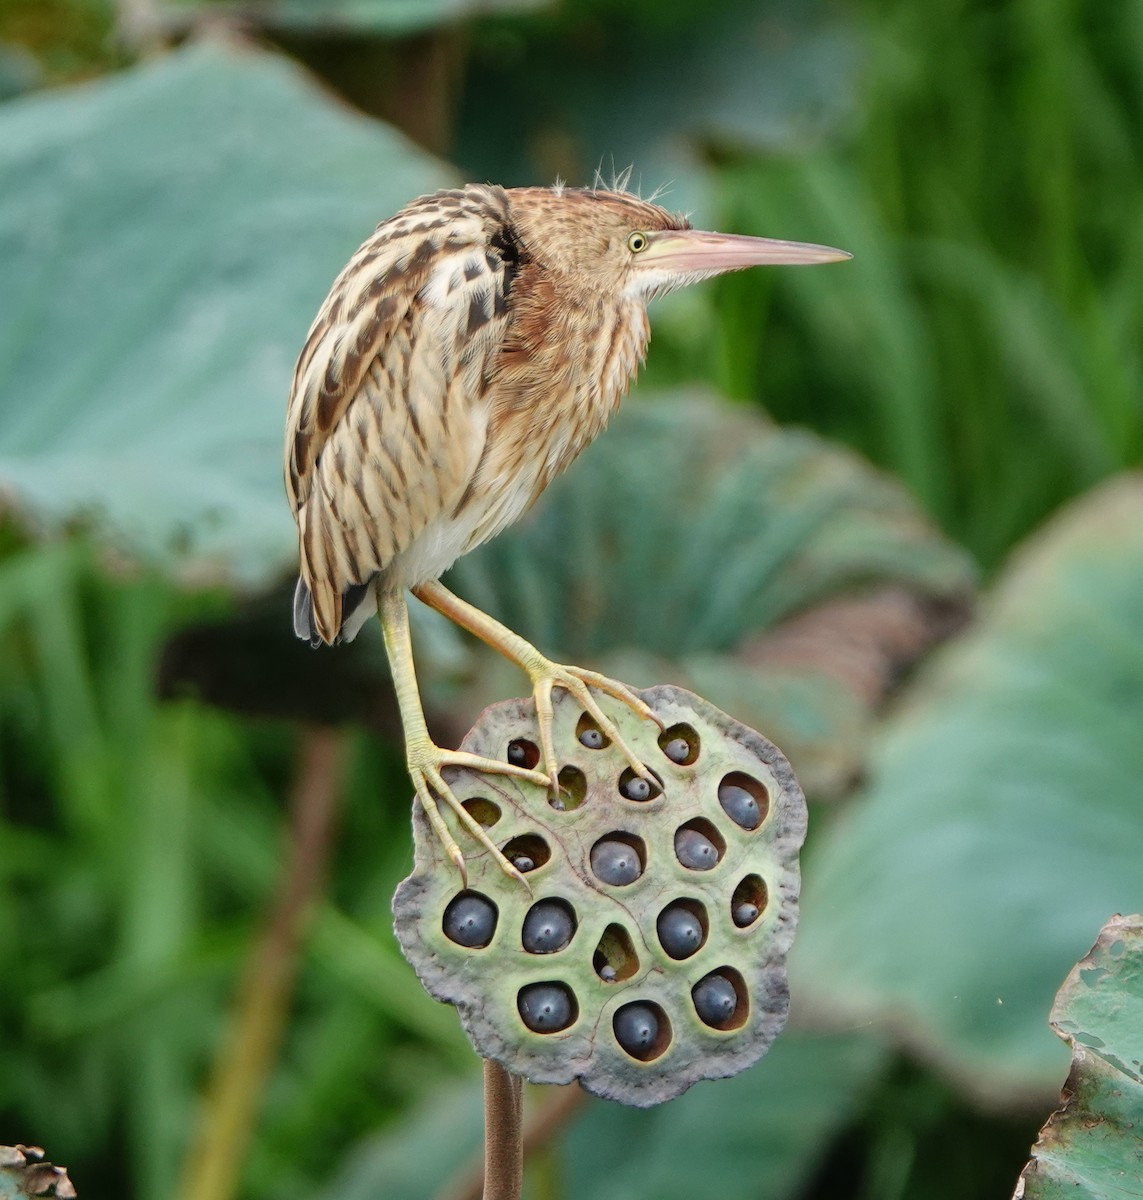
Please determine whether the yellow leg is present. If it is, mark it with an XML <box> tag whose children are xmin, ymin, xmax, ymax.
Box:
<box><xmin>412</xmin><ymin>580</ymin><xmax>663</xmax><ymax>797</ymax></box>
<box><xmin>378</xmin><ymin>587</ymin><xmax>548</xmax><ymax>886</ymax></box>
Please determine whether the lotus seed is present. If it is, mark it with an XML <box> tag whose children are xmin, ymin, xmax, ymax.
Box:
<box><xmin>442</xmin><ymin>892</ymin><xmax>497</xmax><ymax>948</ymax></box>
<box><xmin>522</xmin><ymin>901</ymin><xmax>576</xmax><ymax>953</ymax></box>
<box><xmin>579</xmin><ymin>726</ymin><xmax>606</xmax><ymax>749</ymax></box>
<box><xmin>590</xmin><ymin>838</ymin><xmax>642</xmax><ymax>885</ymax></box>
<box><xmin>657</xmin><ymin>903</ymin><xmax>705</xmax><ymax>959</ymax></box>
<box><xmin>692</xmin><ymin>973</ymin><xmax>738</xmax><ymax>1027</ymax></box>
<box><xmin>518</xmin><ymin>983</ymin><xmax>575</xmax><ymax>1033</ymax></box>
<box><xmin>674</xmin><ymin>827</ymin><xmax>720</xmax><ymax>870</ymax></box>
<box><xmin>614</xmin><ymin>1003</ymin><xmax>660</xmax><ymax>1058</ymax></box>
<box><xmin>718</xmin><ymin>780</ymin><xmax>762</xmax><ymax>829</ymax></box>
<box><xmin>507</xmin><ymin>739</ymin><xmax>536</xmax><ymax>768</ymax></box>
<box><xmin>663</xmin><ymin>737</ymin><xmax>691</xmax><ymax>763</ymax></box>
<box><xmin>733</xmin><ymin>901</ymin><xmax>760</xmax><ymax>927</ymax></box>
<box><xmin>620</xmin><ymin>775</ymin><xmax>652</xmax><ymax>801</ymax></box>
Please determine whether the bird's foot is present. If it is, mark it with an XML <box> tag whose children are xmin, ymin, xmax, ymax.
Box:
<box><xmin>406</xmin><ymin>736</ymin><xmax>548</xmax><ymax>888</ymax></box>
<box><xmin>522</xmin><ymin>658</ymin><xmax>664</xmax><ymax>801</ymax></box>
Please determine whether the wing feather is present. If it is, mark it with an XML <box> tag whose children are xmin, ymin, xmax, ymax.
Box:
<box><xmin>284</xmin><ymin>185</ymin><xmax>518</xmax><ymax>642</ymax></box>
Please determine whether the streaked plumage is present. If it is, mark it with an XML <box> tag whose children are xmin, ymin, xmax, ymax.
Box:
<box><xmin>286</xmin><ymin>185</ymin><xmax>688</xmax><ymax>646</ymax></box>
<box><xmin>284</xmin><ymin>181</ymin><xmax>850</xmax><ymax>882</ymax></box>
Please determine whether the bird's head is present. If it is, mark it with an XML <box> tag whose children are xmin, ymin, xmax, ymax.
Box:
<box><xmin>506</xmin><ymin>185</ymin><xmax>850</xmax><ymax>304</ymax></box>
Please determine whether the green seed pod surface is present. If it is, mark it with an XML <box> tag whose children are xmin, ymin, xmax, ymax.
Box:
<box><xmin>392</xmin><ymin>684</ymin><xmax>807</xmax><ymax>1107</ymax></box>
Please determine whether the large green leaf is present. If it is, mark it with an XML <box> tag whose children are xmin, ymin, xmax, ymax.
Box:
<box><xmin>0</xmin><ymin>44</ymin><xmax>40</xmax><ymax>102</ymax></box>
<box><xmin>1015</xmin><ymin>913</ymin><xmax>1143</xmax><ymax>1200</ymax></box>
<box><xmin>154</xmin><ymin>0</ymin><xmax>548</xmax><ymax>36</ymax></box>
<box><xmin>560</xmin><ymin>1030</ymin><xmax>886</xmax><ymax>1200</ymax></box>
<box><xmin>459</xmin><ymin>0</ymin><xmax>858</xmax><ymax>218</ymax></box>
<box><xmin>792</xmin><ymin>477</ymin><xmax>1143</xmax><ymax>1101</ymax></box>
<box><xmin>448</xmin><ymin>392</ymin><xmax>974</xmax><ymax>796</ymax></box>
<box><xmin>0</xmin><ymin>39</ymin><xmax>451</xmax><ymax>585</ymax></box>
<box><xmin>310</xmin><ymin>1030</ymin><xmax>887</xmax><ymax>1200</ymax></box>
<box><xmin>452</xmin><ymin>393</ymin><xmax>972</xmax><ymax>659</ymax></box>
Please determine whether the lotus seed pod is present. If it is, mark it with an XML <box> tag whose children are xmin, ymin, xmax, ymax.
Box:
<box><xmin>393</xmin><ymin>685</ymin><xmax>807</xmax><ymax>1106</ymax></box>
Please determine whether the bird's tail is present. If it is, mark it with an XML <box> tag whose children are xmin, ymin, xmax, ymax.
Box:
<box><xmin>292</xmin><ymin>577</ymin><xmax>322</xmax><ymax>646</ymax></box>
<box><xmin>293</xmin><ymin>576</ymin><xmax>376</xmax><ymax>646</ymax></box>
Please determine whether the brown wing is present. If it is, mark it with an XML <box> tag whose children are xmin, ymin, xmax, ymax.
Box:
<box><xmin>284</xmin><ymin>185</ymin><xmax>519</xmax><ymax>642</ymax></box>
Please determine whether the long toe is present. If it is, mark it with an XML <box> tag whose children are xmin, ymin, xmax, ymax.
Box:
<box><xmin>406</xmin><ymin>739</ymin><xmax>545</xmax><ymax>888</ymax></box>
<box><xmin>533</xmin><ymin>664</ymin><xmax>658</xmax><ymax>785</ymax></box>
<box><xmin>568</xmin><ymin>667</ymin><xmax>665</xmax><ymax>730</ymax></box>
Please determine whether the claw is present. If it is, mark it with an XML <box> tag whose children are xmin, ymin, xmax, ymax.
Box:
<box><xmin>521</xmin><ymin>660</ymin><xmax>660</xmax><ymax>789</ymax></box>
<box><xmin>407</xmin><ymin>739</ymin><xmax>542</xmax><ymax>888</ymax></box>
<box><xmin>572</xmin><ymin>668</ymin><xmax>666</xmax><ymax>732</ymax></box>
<box><xmin>406</xmin><ymin>582</ymin><xmax>662</xmax><ymax>804</ymax></box>
<box><xmin>447</xmin><ymin>842</ymin><xmax>469</xmax><ymax>889</ymax></box>
<box><xmin>529</xmin><ymin>678</ymin><xmax>563</xmax><ymax>800</ymax></box>
<box><xmin>444</xmin><ymin>748</ymin><xmax>550</xmax><ymax>790</ymax></box>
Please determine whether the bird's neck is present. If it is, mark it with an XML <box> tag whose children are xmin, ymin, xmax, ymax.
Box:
<box><xmin>489</xmin><ymin>283</ymin><xmax>650</xmax><ymax>493</ymax></box>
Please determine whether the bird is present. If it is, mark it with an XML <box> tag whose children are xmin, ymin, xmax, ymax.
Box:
<box><xmin>284</xmin><ymin>181</ymin><xmax>849</xmax><ymax>884</ymax></box>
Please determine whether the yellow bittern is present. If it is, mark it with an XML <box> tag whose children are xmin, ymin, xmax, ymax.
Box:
<box><xmin>285</xmin><ymin>183</ymin><xmax>849</xmax><ymax>883</ymax></box>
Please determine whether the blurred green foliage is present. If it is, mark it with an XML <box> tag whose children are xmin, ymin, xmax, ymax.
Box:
<box><xmin>707</xmin><ymin>1</ymin><xmax>1143</xmax><ymax>567</ymax></box>
<box><xmin>1</xmin><ymin>0</ymin><xmax>1141</xmax><ymax>1199</ymax></box>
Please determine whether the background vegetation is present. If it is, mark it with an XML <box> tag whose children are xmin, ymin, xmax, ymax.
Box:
<box><xmin>0</xmin><ymin>1</ymin><xmax>1140</xmax><ymax>1197</ymax></box>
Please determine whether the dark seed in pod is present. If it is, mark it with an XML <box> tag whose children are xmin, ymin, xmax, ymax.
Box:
<box><xmin>674</xmin><ymin>828</ymin><xmax>720</xmax><ymax>870</ymax></box>
<box><xmin>692</xmin><ymin>974</ymin><xmax>738</xmax><ymax>1027</ymax></box>
<box><xmin>620</xmin><ymin>776</ymin><xmax>652</xmax><ymax>801</ymax></box>
<box><xmin>657</xmin><ymin>903</ymin><xmax>704</xmax><ymax>959</ymax></box>
<box><xmin>506</xmin><ymin>739</ymin><xmax>535</xmax><ymax>768</ymax></box>
<box><xmin>614</xmin><ymin>1003</ymin><xmax>659</xmax><ymax>1058</ymax></box>
<box><xmin>598</xmin><ymin>964</ymin><xmax>617</xmax><ymax>982</ymax></box>
<box><xmin>663</xmin><ymin>737</ymin><xmax>691</xmax><ymax>763</ymax></box>
<box><xmin>733</xmin><ymin>901</ymin><xmax>760</xmax><ymax>927</ymax></box>
<box><xmin>518</xmin><ymin>983</ymin><xmax>575</xmax><ymax>1033</ymax></box>
<box><xmin>579</xmin><ymin>727</ymin><xmax>606</xmax><ymax>749</ymax></box>
<box><xmin>442</xmin><ymin>893</ymin><xmax>497</xmax><ymax>948</ymax></box>
<box><xmin>522</xmin><ymin>901</ymin><xmax>575</xmax><ymax>953</ymax></box>
<box><xmin>590</xmin><ymin>839</ymin><xmax>642</xmax><ymax>885</ymax></box>
<box><xmin>511</xmin><ymin>854</ymin><xmax>535</xmax><ymax>873</ymax></box>
<box><xmin>718</xmin><ymin>782</ymin><xmax>762</xmax><ymax>830</ymax></box>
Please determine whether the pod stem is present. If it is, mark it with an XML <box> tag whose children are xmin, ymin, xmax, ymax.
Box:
<box><xmin>481</xmin><ymin>1060</ymin><xmax>524</xmax><ymax>1200</ymax></box>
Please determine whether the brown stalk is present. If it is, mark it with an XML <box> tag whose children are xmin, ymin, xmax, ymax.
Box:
<box><xmin>436</xmin><ymin>1075</ymin><xmax>587</xmax><ymax>1200</ymax></box>
<box><xmin>176</xmin><ymin>725</ymin><xmax>348</xmax><ymax>1200</ymax></box>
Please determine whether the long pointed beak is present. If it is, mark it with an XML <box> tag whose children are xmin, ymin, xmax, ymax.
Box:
<box><xmin>639</xmin><ymin>229</ymin><xmax>851</xmax><ymax>274</ymax></box>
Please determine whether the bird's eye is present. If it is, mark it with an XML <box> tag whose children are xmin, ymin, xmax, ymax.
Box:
<box><xmin>627</xmin><ymin>231</ymin><xmax>649</xmax><ymax>253</ymax></box>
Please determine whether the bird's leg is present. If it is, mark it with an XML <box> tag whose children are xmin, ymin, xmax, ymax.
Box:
<box><xmin>377</xmin><ymin>587</ymin><xmax>548</xmax><ymax>886</ymax></box>
<box><xmin>412</xmin><ymin>580</ymin><xmax>663</xmax><ymax>796</ymax></box>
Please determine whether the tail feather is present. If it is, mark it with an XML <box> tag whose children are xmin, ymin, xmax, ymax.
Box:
<box><xmin>293</xmin><ymin>577</ymin><xmax>322</xmax><ymax>647</ymax></box>
<box><xmin>293</xmin><ymin>576</ymin><xmax>375</xmax><ymax>646</ymax></box>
